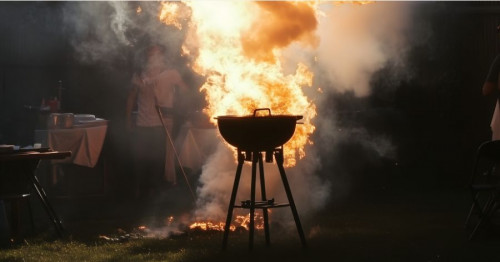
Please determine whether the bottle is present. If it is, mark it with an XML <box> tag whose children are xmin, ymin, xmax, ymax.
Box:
<box><xmin>48</xmin><ymin>97</ymin><xmax>58</xmax><ymax>113</ymax></box>
<box><xmin>55</xmin><ymin>96</ymin><xmax>60</xmax><ymax>112</ymax></box>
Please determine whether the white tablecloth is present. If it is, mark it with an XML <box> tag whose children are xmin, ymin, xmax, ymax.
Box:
<box><xmin>175</xmin><ymin>126</ymin><xmax>219</xmax><ymax>172</ymax></box>
<box><xmin>35</xmin><ymin>124</ymin><xmax>108</xmax><ymax>168</ymax></box>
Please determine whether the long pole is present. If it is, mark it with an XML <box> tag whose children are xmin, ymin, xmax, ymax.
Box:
<box><xmin>156</xmin><ymin>106</ymin><xmax>196</xmax><ymax>203</ymax></box>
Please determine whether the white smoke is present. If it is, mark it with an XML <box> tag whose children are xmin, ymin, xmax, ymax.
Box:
<box><xmin>109</xmin><ymin>1</ymin><xmax>134</xmax><ymax>46</ymax></box>
<box><xmin>315</xmin><ymin>2</ymin><xmax>413</xmax><ymax>96</ymax></box>
<box><xmin>62</xmin><ymin>2</ymin><xmax>131</xmax><ymax>64</ymax></box>
<box><xmin>194</xmin><ymin>142</ymin><xmax>238</xmax><ymax>221</ymax></box>
<box><xmin>313</xmin><ymin>1</ymin><xmax>412</xmax><ymax>160</ymax></box>
<box><xmin>193</xmin><ymin>141</ymin><xmax>330</xmax><ymax>222</ymax></box>
<box><xmin>62</xmin><ymin>2</ymin><xmax>187</xmax><ymax>67</ymax></box>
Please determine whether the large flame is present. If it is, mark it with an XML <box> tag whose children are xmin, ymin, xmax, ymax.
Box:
<box><xmin>178</xmin><ymin>1</ymin><xmax>318</xmax><ymax>167</ymax></box>
<box><xmin>153</xmin><ymin>0</ymin><xmax>381</xmax><ymax>229</ymax></box>
<box><xmin>159</xmin><ymin>2</ymin><xmax>182</xmax><ymax>30</ymax></box>
<box><xmin>155</xmin><ymin>1</ymin><xmax>377</xmax><ymax>167</ymax></box>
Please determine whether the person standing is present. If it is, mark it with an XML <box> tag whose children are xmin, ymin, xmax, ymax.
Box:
<box><xmin>126</xmin><ymin>44</ymin><xmax>189</xmax><ymax>199</ymax></box>
<box><xmin>483</xmin><ymin>38</ymin><xmax>500</xmax><ymax>140</ymax></box>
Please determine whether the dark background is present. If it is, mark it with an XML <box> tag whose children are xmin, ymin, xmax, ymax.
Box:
<box><xmin>0</xmin><ymin>1</ymin><xmax>499</xmax><ymax>200</ymax></box>
<box><xmin>318</xmin><ymin>1</ymin><xmax>500</xmax><ymax>198</ymax></box>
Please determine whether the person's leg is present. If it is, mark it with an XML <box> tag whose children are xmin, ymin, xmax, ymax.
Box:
<box><xmin>144</xmin><ymin>126</ymin><xmax>166</xmax><ymax>197</ymax></box>
<box><xmin>163</xmin><ymin>118</ymin><xmax>176</xmax><ymax>186</ymax></box>
<box><xmin>133</xmin><ymin>127</ymin><xmax>153</xmax><ymax>199</ymax></box>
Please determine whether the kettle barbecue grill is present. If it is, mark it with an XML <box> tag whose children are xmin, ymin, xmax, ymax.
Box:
<box><xmin>215</xmin><ymin>108</ymin><xmax>307</xmax><ymax>250</ymax></box>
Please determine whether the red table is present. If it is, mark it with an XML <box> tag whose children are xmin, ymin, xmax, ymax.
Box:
<box><xmin>0</xmin><ymin>148</ymin><xmax>71</xmax><ymax>237</ymax></box>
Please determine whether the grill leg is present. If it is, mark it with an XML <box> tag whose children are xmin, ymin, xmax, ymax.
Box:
<box><xmin>222</xmin><ymin>151</ymin><xmax>245</xmax><ymax>250</ymax></box>
<box><xmin>258</xmin><ymin>152</ymin><xmax>270</xmax><ymax>246</ymax></box>
<box><xmin>249</xmin><ymin>152</ymin><xmax>258</xmax><ymax>250</ymax></box>
<box><xmin>275</xmin><ymin>149</ymin><xmax>307</xmax><ymax>248</ymax></box>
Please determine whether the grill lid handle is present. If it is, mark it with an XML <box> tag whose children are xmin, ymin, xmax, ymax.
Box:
<box><xmin>253</xmin><ymin>108</ymin><xmax>271</xmax><ymax>117</ymax></box>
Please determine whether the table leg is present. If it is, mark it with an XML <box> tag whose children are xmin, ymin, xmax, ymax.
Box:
<box><xmin>28</xmin><ymin>161</ymin><xmax>65</xmax><ymax>237</ymax></box>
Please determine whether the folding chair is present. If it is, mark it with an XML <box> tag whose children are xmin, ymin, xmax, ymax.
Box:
<box><xmin>0</xmin><ymin>195</ymin><xmax>35</xmax><ymax>241</ymax></box>
<box><xmin>0</xmin><ymin>160</ymin><xmax>35</xmax><ymax>242</ymax></box>
<box><xmin>465</xmin><ymin>140</ymin><xmax>500</xmax><ymax>240</ymax></box>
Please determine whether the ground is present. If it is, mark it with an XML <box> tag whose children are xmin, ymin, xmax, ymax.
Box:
<box><xmin>2</xmin><ymin>184</ymin><xmax>500</xmax><ymax>261</ymax></box>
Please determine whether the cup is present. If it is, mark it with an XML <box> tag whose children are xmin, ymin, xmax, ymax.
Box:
<box><xmin>61</xmin><ymin>113</ymin><xmax>74</xmax><ymax>129</ymax></box>
<box><xmin>47</xmin><ymin>113</ymin><xmax>61</xmax><ymax>129</ymax></box>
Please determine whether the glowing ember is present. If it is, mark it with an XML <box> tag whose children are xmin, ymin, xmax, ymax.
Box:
<box><xmin>189</xmin><ymin>221</ymin><xmax>233</xmax><ymax>231</ymax></box>
<box><xmin>189</xmin><ymin>212</ymin><xmax>267</xmax><ymax>231</ymax></box>
<box><xmin>234</xmin><ymin>213</ymin><xmax>266</xmax><ymax>231</ymax></box>
<box><xmin>166</xmin><ymin>216</ymin><xmax>174</xmax><ymax>226</ymax></box>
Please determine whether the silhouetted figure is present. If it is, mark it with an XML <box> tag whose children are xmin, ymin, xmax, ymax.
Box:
<box><xmin>483</xmin><ymin>26</ymin><xmax>500</xmax><ymax>140</ymax></box>
<box><xmin>126</xmin><ymin>44</ymin><xmax>189</xmax><ymax>199</ymax></box>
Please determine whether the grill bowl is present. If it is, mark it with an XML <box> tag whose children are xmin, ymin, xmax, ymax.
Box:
<box><xmin>215</xmin><ymin>109</ymin><xmax>302</xmax><ymax>151</ymax></box>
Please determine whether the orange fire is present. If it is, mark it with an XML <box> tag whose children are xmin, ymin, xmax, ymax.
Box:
<box><xmin>159</xmin><ymin>1</ymin><xmax>184</xmax><ymax>30</ymax></box>
<box><xmin>190</xmin><ymin>221</ymin><xmax>231</xmax><ymax>231</ymax></box>
<box><xmin>334</xmin><ymin>1</ymin><xmax>375</xmax><ymax>6</ymax></box>
<box><xmin>175</xmin><ymin>1</ymin><xmax>318</xmax><ymax>167</ymax></box>
<box><xmin>156</xmin><ymin>0</ymin><xmax>375</xmax><ymax>169</ymax></box>
<box><xmin>151</xmin><ymin>1</ymin><xmax>381</xmax><ymax>233</ymax></box>
<box><xmin>189</xmin><ymin>212</ymin><xmax>267</xmax><ymax>232</ymax></box>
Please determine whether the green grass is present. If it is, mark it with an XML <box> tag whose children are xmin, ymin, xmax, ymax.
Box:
<box><xmin>0</xmin><ymin>229</ymin><xmax>308</xmax><ymax>262</ymax></box>
<box><xmin>0</xmin><ymin>227</ymin><xmax>322</xmax><ymax>262</ymax></box>
<box><xmin>4</xmin><ymin>190</ymin><xmax>500</xmax><ymax>261</ymax></box>
<box><xmin>0</xmin><ymin>236</ymin><xmax>220</xmax><ymax>262</ymax></box>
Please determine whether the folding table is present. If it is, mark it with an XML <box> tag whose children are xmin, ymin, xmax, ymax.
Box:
<box><xmin>0</xmin><ymin>148</ymin><xmax>71</xmax><ymax>237</ymax></box>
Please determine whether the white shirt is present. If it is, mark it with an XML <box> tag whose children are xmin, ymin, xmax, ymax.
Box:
<box><xmin>492</xmin><ymin>100</ymin><xmax>500</xmax><ymax>140</ymax></box>
<box><xmin>133</xmin><ymin>68</ymin><xmax>184</xmax><ymax>127</ymax></box>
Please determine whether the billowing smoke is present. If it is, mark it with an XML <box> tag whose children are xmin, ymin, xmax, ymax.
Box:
<box><xmin>194</xmin><ymin>2</ymin><xmax>413</xmax><ymax>223</ymax></box>
<box><xmin>62</xmin><ymin>2</ymin><xmax>132</xmax><ymax>65</ymax></box>
<box><xmin>314</xmin><ymin>2</ymin><xmax>413</xmax><ymax>96</ymax></box>
<box><xmin>241</xmin><ymin>1</ymin><xmax>318</xmax><ymax>62</ymax></box>
<box><xmin>61</xmin><ymin>2</ymin><xmax>187</xmax><ymax>68</ymax></box>
<box><xmin>314</xmin><ymin>2</ymin><xmax>412</xmax><ymax>166</ymax></box>
<box><xmin>61</xmin><ymin>1</ymin><xmax>415</xmax><ymax>227</ymax></box>
<box><xmin>310</xmin><ymin>2</ymin><xmax>413</xmax><ymax>202</ymax></box>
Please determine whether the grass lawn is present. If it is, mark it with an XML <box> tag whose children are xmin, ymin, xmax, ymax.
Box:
<box><xmin>2</xmin><ymin>188</ymin><xmax>500</xmax><ymax>261</ymax></box>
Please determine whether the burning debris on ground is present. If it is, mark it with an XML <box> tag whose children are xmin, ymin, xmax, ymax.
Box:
<box><xmin>95</xmin><ymin>221</ymin><xmax>260</xmax><ymax>246</ymax></box>
<box><xmin>98</xmin><ymin>225</ymin><xmax>189</xmax><ymax>243</ymax></box>
<box><xmin>98</xmin><ymin>227</ymin><xmax>146</xmax><ymax>243</ymax></box>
